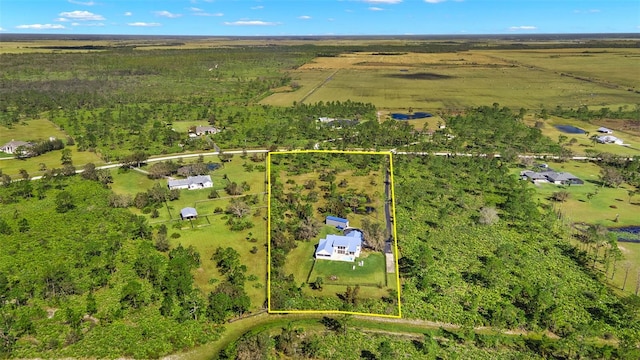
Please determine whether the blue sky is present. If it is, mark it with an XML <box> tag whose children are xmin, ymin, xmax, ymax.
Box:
<box><xmin>0</xmin><ymin>0</ymin><xmax>638</xmax><ymax>36</ymax></box>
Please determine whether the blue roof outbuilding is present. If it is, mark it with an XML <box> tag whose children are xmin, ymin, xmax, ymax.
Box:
<box><xmin>326</xmin><ymin>216</ymin><xmax>348</xmax><ymax>224</ymax></box>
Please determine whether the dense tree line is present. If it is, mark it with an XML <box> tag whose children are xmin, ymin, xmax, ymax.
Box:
<box><xmin>393</xmin><ymin>155</ymin><xmax>640</xmax><ymax>354</ymax></box>
<box><xmin>0</xmin><ymin>177</ymin><xmax>230</xmax><ymax>358</ymax></box>
<box><xmin>550</xmin><ymin>104</ymin><xmax>640</xmax><ymax>121</ymax></box>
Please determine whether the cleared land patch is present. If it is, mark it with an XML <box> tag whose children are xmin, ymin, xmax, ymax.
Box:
<box><xmin>268</xmin><ymin>150</ymin><xmax>401</xmax><ymax>317</ymax></box>
<box><xmin>261</xmin><ymin>50</ymin><xmax>640</xmax><ymax>110</ymax></box>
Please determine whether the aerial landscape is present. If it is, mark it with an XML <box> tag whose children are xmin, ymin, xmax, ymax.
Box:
<box><xmin>0</xmin><ymin>0</ymin><xmax>639</xmax><ymax>359</ymax></box>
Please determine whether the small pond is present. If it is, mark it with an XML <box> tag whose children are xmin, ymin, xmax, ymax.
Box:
<box><xmin>391</xmin><ymin>112</ymin><xmax>433</xmax><ymax>120</ymax></box>
<box><xmin>609</xmin><ymin>226</ymin><xmax>640</xmax><ymax>243</ymax></box>
<box><xmin>555</xmin><ymin>125</ymin><xmax>586</xmax><ymax>134</ymax></box>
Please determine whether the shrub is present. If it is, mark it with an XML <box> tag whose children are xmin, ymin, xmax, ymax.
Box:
<box><xmin>170</xmin><ymin>233</ymin><xmax>181</xmax><ymax>239</ymax></box>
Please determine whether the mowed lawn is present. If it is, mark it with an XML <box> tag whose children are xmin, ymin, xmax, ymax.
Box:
<box><xmin>1</xmin><ymin>119</ymin><xmax>103</xmax><ymax>177</ymax></box>
<box><xmin>524</xmin><ymin>115</ymin><xmax>640</xmax><ymax>157</ymax></box>
<box><xmin>108</xmin><ymin>156</ymin><xmax>269</xmax><ymax>311</ymax></box>
<box><xmin>610</xmin><ymin>241</ymin><xmax>640</xmax><ymax>296</ymax></box>
<box><xmin>261</xmin><ymin>50</ymin><xmax>639</xmax><ymax>110</ymax></box>
<box><xmin>519</xmin><ymin>160</ymin><xmax>640</xmax><ymax>227</ymax></box>
<box><xmin>283</xmin><ymin>226</ymin><xmax>342</xmax><ymax>284</ymax></box>
<box><xmin>309</xmin><ymin>252</ymin><xmax>387</xmax><ymax>287</ymax></box>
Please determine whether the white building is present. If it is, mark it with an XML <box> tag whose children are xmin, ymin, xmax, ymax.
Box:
<box><xmin>167</xmin><ymin>175</ymin><xmax>213</xmax><ymax>190</ymax></box>
<box><xmin>0</xmin><ymin>140</ymin><xmax>31</xmax><ymax>155</ymax></box>
<box><xmin>596</xmin><ymin>135</ymin><xmax>623</xmax><ymax>145</ymax></box>
<box><xmin>315</xmin><ymin>232</ymin><xmax>363</xmax><ymax>262</ymax></box>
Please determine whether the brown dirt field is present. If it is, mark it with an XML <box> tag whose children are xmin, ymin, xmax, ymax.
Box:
<box><xmin>297</xmin><ymin>51</ymin><xmax>512</xmax><ymax>71</ymax></box>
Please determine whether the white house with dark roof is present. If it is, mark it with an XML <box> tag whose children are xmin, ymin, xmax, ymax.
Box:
<box><xmin>520</xmin><ymin>170</ymin><xmax>583</xmax><ymax>185</ymax></box>
<box><xmin>167</xmin><ymin>175</ymin><xmax>213</xmax><ymax>190</ymax></box>
<box><xmin>597</xmin><ymin>127</ymin><xmax>613</xmax><ymax>134</ymax></box>
<box><xmin>195</xmin><ymin>125</ymin><xmax>220</xmax><ymax>135</ymax></box>
<box><xmin>0</xmin><ymin>140</ymin><xmax>32</xmax><ymax>155</ymax></box>
<box><xmin>315</xmin><ymin>232</ymin><xmax>362</xmax><ymax>262</ymax></box>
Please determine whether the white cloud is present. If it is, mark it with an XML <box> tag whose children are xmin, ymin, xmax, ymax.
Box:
<box><xmin>71</xmin><ymin>22</ymin><xmax>104</xmax><ymax>27</ymax></box>
<box><xmin>187</xmin><ymin>7</ymin><xmax>222</xmax><ymax>16</ymax></box>
<box><xmin>369</xmin><ymin>7</ymin><xmax>384</xmax><ymax>11</ymax></box>
<box><xmin>128</xmin><ymin>22</ymin><xmax>161</xmax><ymax>27</ymax></box>
<box><xmin>424</xmin><ymin>0</ymin><xmax>447</xmax><ymax>3</ymax></box>
<box><xmin>154</xmin><ymin>11</ymin><xmax>182</xmax><ymax>18</ymax></box>
<box><xmin>68</xmin><ymin>0</ymin><xmax>96</xmax><ymax>5</ymax></box>
<box><xmin>55</xmin><ymin>17</ymin><xmax>69</xmax><ymax>22</ymax></box>
<box><xmin>363</xmin><ymin>0</ymin><xmax>402</xmax><ymax>4</ymax></box>
<box><xmin>59</xmin><ymin>10</ymin><xmax>105</xmax><ymax>21</ymax></box>
<box><xmin>0</xmin><ymin>27</ymin><xmax>5</xmax><ymax>31</ymax></box>
<box><xmin>16</xmin><ymin>24</ymin><xmax>66</xmax><ymax>30</ymax></box>
<box><xmin>509</xmin><ymin>25</ymin><xmax>537</xmax><ymax>31</ymax></box>
<box><xmin>124</xmin><ymin>12</ymin><xmax>132</xmax><ymax>16</ymax></box>
<box><xmin>223</xmin><ymin>20</ymin><xmax>279</xmax><ymax>26</ymax></box>
<box><xmin>251</xmin><ymin>6</ymin><xmax>264</xmax><ymax>10</ymax></box>
<box><xmin>298</xmin><ymin>15</ymin><xmax>311</xmax><ymax>20</ymax></box>
<box><xmin>574</xmin><ymin>9</ymin><xmax>601</xmax><ymax>14</ymax></box>
<box><xmin>194</xmin><ymin>12</ymin><xmax>224</xmax><ymax>17</ymax></box>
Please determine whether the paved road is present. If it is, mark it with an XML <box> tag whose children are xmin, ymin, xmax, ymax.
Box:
<box><xmin>16</xmin><ymin>147</ymin><xmax>637</xmax><ymax>182</ymax></box>
<box><xmin>25</xmin><ymin>149</ymin><xmax>269</xmax><ymax>181</ymax></box>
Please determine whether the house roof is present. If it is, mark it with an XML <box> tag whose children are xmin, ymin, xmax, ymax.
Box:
<box><xmin>345</xmin><ymin>229</ymin><xmax>363</xmax><ymax>241</ymax></box>
<box><xmin>521</xmin><ymin>170</ymin><xmax>548</xmax><ymax>180</ymax></box>
<box><xmin>327</xmin><ymin>234</ymin><xmax>361</xmax><ymax>253</ymax></box>
<box><xmin>180</xmin><ymin>207</ymin><xmax>198</xmax><ymax>218</ymax></box>
<box><xmin>168</xmin><ymin>175</ymin><xmax>212</xmax><ymax>188</ymax></box>
<box><xmin>597</xmin><ymin>135</ymin><xmax>621</xmax><ymax>143</ymax></box>
<box><xmin>1</xmin><ymin>140</ymin><xmax>31</xmax><ymax>149</ymax></box>
<box><xmin>522</xmin><ymin>170</ymin><xmax>581</xmax><ymax>183</ymax></box>
<box><xmin>315</xmin><ymin>234</ymin><xmax>362</xmax><ymax>256</ymax></box>
<box><xmin>546</xmin><ymin>172</ymin><xmax>579</xmax><ymax>182</ymax></box>
<box><xmin>316</xmin><ymin>239</ymin><xmax>333</xmax><ymax>255</ymax></box>
<box><xmin>196</xmin><ymin>125</ymin><xmax>218</xmax><ymax>133</ymax></box>
<box><xmin>597</xmin><ymin>127</ymin><xmax>612</xmax><ymax>132</ymax></box>
<box><xmin>326</xmin><ymin>215</ymin><xmax>348</xmax><ymax>224</ymax></box>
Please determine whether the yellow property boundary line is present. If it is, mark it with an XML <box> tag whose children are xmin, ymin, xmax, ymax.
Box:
<box><xmin>267</xmin><ymin>150</ymin><xmax>402</xmax><ymax>318</ymax></box>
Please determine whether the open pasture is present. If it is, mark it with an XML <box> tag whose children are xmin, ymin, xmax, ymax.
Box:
<box><xmin>261</xmin><ymin>50</ymin><xmax>640</xmax><ymax>110</ymax></box>
<box><xmin>524</xmin><ymin>115</ymin><xmax>640</xmax><ymax>157</ymax></box>
<box><xmin>486</xmin><ymin>48</ymin><xmax>640</xmax><ymax>90</ymax></box>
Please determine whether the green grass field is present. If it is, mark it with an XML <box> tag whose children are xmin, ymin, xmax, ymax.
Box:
<box><xmin>283</xmin><ymin>226</ymin><xmax>342</xmax><ymax>284</ymax></box>
<box><xmin>518</xmin><ymin>160</ymin><xmax>640</xmax><ymax>227</ymax></box>
<box><xmin>261</xmin><ymin>50</ymin><xmax>640</xmax><ymax>110</ymax></box>
<box><xmin>525</xmin><ymin>115</ymin><xmax>640</xmax><ymax>157</ymax></box>
<box><xmin>0</xmin><ymin>119</ymin><xmax>104</xmax><ymax>177</ymax></box>
<box><xmin>310</xmin><ymin>252</ymin><xmax>387</xmax><ymax>286</ymax></box>
<box><xmin>107</xmin><ymin>156</ymin><xmax>269</xmax><ymax>310</ymax></box>
<box><xmin>487</xmin><ymin>48</ymin><xmax>640</xmax><ymax>90</ymax></box>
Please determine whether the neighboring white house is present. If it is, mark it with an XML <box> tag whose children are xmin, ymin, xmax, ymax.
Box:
<box><xmin>596</xmin><ymin>135</ymin><xmax>623</xmax><ymax>145</ymax></box>
<box><xmin>597</xmin><ymin>127</ymin><xmax>613</xmax><ymax>134</ymax></box>
<box><xmin>315</xmin><ymin>232</ymin><xmax>363</xmax><ymax>262</ymax></box>
<box><xmin>0</xmin><ymin>140</ymin><xmax>31</xmax><ymax>155</ymax></box>
<box><xmin>326</xmin><ymin>216</ymin><xmax>349</xmax><ymax>229</ymax></box>
<box><xmin>188</xmin><ymin>125</ymin><xmax>220</xmax><ymax>138</ymax></box>
<box><xmin>167</xmin><ymin>175</ymin><xmax>213</xmax><ymax>190</ymax></box>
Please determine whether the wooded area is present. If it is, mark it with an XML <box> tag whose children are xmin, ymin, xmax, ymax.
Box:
<box><xmin>0</xmin><ymin>38</ymin><xmax>639</xmax><ymax>359</ymax></box>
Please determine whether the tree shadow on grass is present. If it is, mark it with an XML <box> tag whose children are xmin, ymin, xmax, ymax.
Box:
<box><xmin>360</xmin><ymin>350</ymin><xmax>377</xmax><ymax>360</ymax></box>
